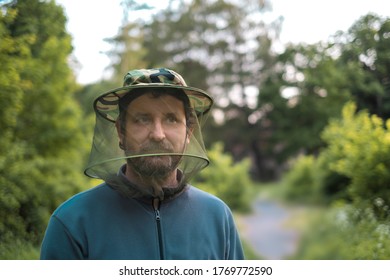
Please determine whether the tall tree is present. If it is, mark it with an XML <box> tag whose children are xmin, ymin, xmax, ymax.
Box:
<box><xmin>257</xmin><ymin>14</ymin><xmax>390</xmax><ymax>176</ymax></box>
<box><xmin>258</xmin><ymin>43</ymin><xmax>353</xmax><ymax>166</ymax></box>
<box><xmin>104</xmin><ymin>22</ymin><xmax>148</xmax><ymax>84</ymax></box>
<box><xmin>0</xmin><ymin>0</ymin><xmax>90</xmax><ymax>254</ymax></box>
<box><xmin>335</xmin><ymin>13</ymin><xmax>390</xmax><ymax>119</ymax></box>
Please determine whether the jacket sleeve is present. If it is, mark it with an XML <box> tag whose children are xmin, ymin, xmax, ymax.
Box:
<box><xmin>40</xmin><ymin>216</ymin><xmax>85</xmax><ymax>260</ymax></box>
<box><xmin>226</xmin><ymin>210</ymin><xmax>245</xmax><ymax>260</ymax></box>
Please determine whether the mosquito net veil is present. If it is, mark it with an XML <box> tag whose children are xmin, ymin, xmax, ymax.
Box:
<box><xmin>84</xmin><ymin>68</ymin><xmax>213</xmax><ymax>200</ymax></box>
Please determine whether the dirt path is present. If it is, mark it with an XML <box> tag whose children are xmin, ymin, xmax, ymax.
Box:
<box><xmin>239</xmin><ymin>198</ymin><xmax>300</xmax><ymax>259</ymax></box>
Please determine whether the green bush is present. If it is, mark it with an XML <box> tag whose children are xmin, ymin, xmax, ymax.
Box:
<box><xmin>193</xmin><ymin>142</ymin><xmax>253</xmax><ymax>213</ymax></box>
<box><xmin>321</xmin><ymin>102</ymin><xmax>390</xmax><ymax>214</ymax></box>
<box><xmin>294</xmin><ymin>204</ymin><xmax>390</xmax><ymax>259</ymax></box>
<box><xmin>281</xmin><ymin>152</ymin><xmax>349</xmax><ymax>204</ymax></box>
<box><xmin>283</xmin><ymin>102</ymin><xmax>390</xmax><ymax>215</ymax></box>
<box><xmin>0</xmin><ymin>1</ymin><xmax>91</xmax><ymax>258</ymax></box>
<box><xmin>0</xmin><ymin>239</ymin><xmax>40</xmax><ymax>260</ymax></box>
<box><xmin>284</xmin><ymin>102</ymin><xmax>390</xmax><ymax>259</ymax></box>
<box><xmin>282</xmin><ymin>155</ymin><xmax>322</xmax><ymax>203</ymax></box>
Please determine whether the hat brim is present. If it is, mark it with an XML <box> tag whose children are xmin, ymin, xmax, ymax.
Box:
<box><xmin>94</xmin><ymin>84</ymin><xmax>214</xmax><ymax>123</ymax></box>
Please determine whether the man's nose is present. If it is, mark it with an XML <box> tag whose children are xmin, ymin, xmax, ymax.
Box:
<box><xmin>149</xmin><ymin>120</ymin><xmax>166</xmax><ymax>141</ymax></box>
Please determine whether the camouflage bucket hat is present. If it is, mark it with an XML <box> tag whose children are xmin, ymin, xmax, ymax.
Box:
<box><xmin>94</xmin><ymin>68</ymin><xmax>213</xmax><ymax>124</ymax></box>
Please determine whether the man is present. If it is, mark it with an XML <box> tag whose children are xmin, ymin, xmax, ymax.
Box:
<box><xmin>40</xmin><ymin>68</ymin><xmax>244</xmax><ymax>260</ymax></box>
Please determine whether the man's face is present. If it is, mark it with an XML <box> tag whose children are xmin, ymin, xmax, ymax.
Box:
<box><xmin>117</xmin><ymin>93</ymin><xmax>188</xmax><ymax>178</ymax></box>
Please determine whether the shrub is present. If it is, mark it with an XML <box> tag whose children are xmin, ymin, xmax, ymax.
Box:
<box><xmin>282</xmin><ymin>155</ymin><xmax>322</xmax><ymax>203</ymax></box>
<box><xmin>321</xmin><ymin>102</ymin><xmax>390</xmax><ymax>215</ymax></box>
<box><xmin>0</xmin><ymin>239</ymin><xmax>40</xmax><ymax>260</ymax></box>
<box><xmin>193</xmin><ymin>142</ymin><xmax>253</xmax><ymax>213</ymax></box>
<box><xmin>283</xmin><ymin>102</ymin><xmax>390</xmax><ymax>215</ymax></box>
<box><xmin>293</xmin><ymin>204</ymin><xmax>390</xmax><ymax>259</ymax></box>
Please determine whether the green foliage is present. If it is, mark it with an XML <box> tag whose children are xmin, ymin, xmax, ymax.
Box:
<box><xmin>283</xmin><ymin>102</ymin><xmax>390</xmax><ymax>212</ymax></box>
<box><xmin>0</xmin><ymin>0</ymin><xmax>91</xmax><ymax>257</ymax></box>
<box><xmin>75</xmin><ymin>79</ymin><xmax>118</xmax><ymax>116</ymax></box>
<box><xmin>193</xmin><ymin>142</ymin><xmax>253</xmax><ymax>213</ymax></box>
<box><xmin>321</xmin><ymin>102</ymin><xmax>390</xmax><ymax>212</ymax></box>
<box><xmin>104</xmin><ymin>23</ymin><xmax>148</xmax><ymax>84</ymax></box>
<box><xmin>259</xmin><ymin>43</ymin><xmax>353</xmax><ymax>164</ymax></box>
<box><xmin>294</xmin><ymin>204</ymin><xmax>390</xmax><ymax>259</ymax></box>
<box><xmin>0</xmin><ymin>239</ymin><xmax>40</xmax><ymax>260</ymax></box>
<box><xmin>282</xmin><ymin>153</ymin><xmax>351</xmax><ymax>205</ymax></box>
<box><xmin>280</xmin><ymin>101</ymin><xmax>390</xmax><ymax>259</ymax></box>
<box><xmin>282</xmin><ymin>155</ymin><xmax>323</xmax><ymax>204</ymax></box>
<box><xmin>336</xmin><ymin>14</ymin><xmax>390</xmax><ymax>119</ymax></box>
<box><xmin>257</xmin><ymin>14</ymin><xmax>390</xmax><ymax>178</ymax></box>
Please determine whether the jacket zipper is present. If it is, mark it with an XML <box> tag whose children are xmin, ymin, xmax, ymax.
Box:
<box><xmin>152</xmin><ymin>198</ymin><xmax>165</xmax><ymax>260</ymax></box>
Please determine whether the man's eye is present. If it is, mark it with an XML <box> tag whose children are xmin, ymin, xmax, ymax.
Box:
<box><xmin>166</xmin><ymin>115</ymin><xmax>178</xmax><ymax>123</ymax></box>
<box><xmin>134</xmin><ymin>116</ymin><xmax>150</xmax><ymax>124</ymax></box>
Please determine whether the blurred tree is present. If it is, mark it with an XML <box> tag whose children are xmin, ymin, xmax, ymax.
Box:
<box><xmin>258</xmin><ymin>14</ymin><xmax>389</xmax><ymax>176</ymax></box>
<box><xmin>335</xmin><ymin>14</ymin><xmax>390</xmax><ymax>119</ymax></box>
<box><xmin>259</xmin><ymin>43</ymin><xmax>352</xmax><ymax>165</ymax></box>
<box><xmin>75</xmin><ymin>80</ymin><xmax>118</xmax><ymax>115</ymax></box>
<box><xmin>104</xmin><ymin>22</ymin><xmax>148</xmax><ymax>84</ymax></box>
<box><xmin>0</xmin><ymin>6</ymin><xmax>30</xmax><ymax>249</ymax></box>
<box><xmin>0</xmin><ymin>0</ymin><xmax>90</xmax><ymax>255</ymax></box>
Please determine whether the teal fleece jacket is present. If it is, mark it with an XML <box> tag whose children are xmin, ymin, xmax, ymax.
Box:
<box><xmin>40</xmin><ymin>183</ymin><xmax>244</xmax><ymax>260</ymax></box>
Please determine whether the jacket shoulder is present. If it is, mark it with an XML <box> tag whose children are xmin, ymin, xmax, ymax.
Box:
<box><xmin>185</xmin><ymin>186</ymin><xmax>232</xmax><ymax>212</ymax></box>
<box><xmin>52</xmin><ymin>183</ymin><xmax>116</xmax><ymax>217</ymax></box>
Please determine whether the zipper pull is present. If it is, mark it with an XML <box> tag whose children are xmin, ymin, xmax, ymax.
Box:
<box><xmin>152</xmin><ymin>197</ymin><xmax>164</xmax><ymax>260</ymax></box>
<box><xmin>152</xmin><ymin>198</ymin><xmax>161</xmax><ymax>220</ymax></box>
<box><xmin>155</xmin><ymin>209</ymin><xmax>161</xmax><ymax>220</ymax></box>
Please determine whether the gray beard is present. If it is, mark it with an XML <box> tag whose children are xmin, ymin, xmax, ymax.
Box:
<box><xmin>124</xmin><ymin>139</ymin><xmax>184</xmax><ymax>179</ymax></box>
<box><xmin>126</xmin><ymin>154</ymin><xmax>183</xmax><ymax>199</ymax></box>
<box><xmin>126</xmin><ymin>154</ymin><xmax>182</xmax><ymax>179</ymax></box>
